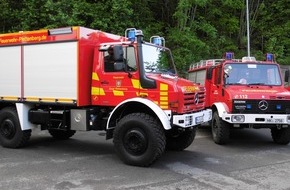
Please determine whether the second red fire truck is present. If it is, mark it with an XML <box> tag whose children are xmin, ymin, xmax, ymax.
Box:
<box><xmin>188</xmin><ymin>52</ymin><xmax>290</xmax><ymax>144</ymax></box>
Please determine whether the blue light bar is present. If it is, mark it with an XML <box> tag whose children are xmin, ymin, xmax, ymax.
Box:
<box><xmin>152</xmin><ymin>37</ymin><xmax>161</xmax><ymax>45</ymax></box>
<box><xmin>266</xmin><ymin>53</ymin><xmax>274</xmax><ymax>62</ymax></box>
<box><xmin>246</xmin><ymin>104</ymin><xmax>252</xmax><ymax>109</ymax></box>
<box><xmin>225</xmin><ymin>52</ymin><xmax>234</xmax><ymax>60</ymax></box>
<box><xmin>128</xmin><ymin>30</ymin><xmax>135</xmax><ymax>39</ymax></box>
<box><xmin>150</xmin><ymin>36</ymin><xmax>165</xmax><ymax>46</ymax></box>
<box><xmin>125</xmin><ymin>28</ymin><xmax>136</xmax><ymax>42</ymax></box>
<box><xmin>276</xmin><ymin>104</ymin><xmax>281</xmax><ymax>110</ymax></box>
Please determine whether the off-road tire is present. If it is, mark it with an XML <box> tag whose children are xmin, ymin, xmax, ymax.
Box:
<box><xmin>48</xmin><ymin>129</ymin><xmax>76</xmax><ymax>140</ymax></box>
<box><xmin>166</xmin><ymin>128</ymin><xmax>196</xmax><ymax>151</ymax></box>
<box><xmin>271</xmin><ymin>127</ymin><xmax>290</xmax><ymax>145</ymax></box>
<box><xmin>212</xmin><ymin>111</ymin><xmax>230</xmax><ymax>144</ymax></box>
<box><xmin>113</xmin><ymin>113</ymin><xmax>166</xmax><ymax>167</ymax></box>
<box><xmin>0</xmin><ymin>107</ymin><xmax>31</xmax><ymax>148</ymax></box>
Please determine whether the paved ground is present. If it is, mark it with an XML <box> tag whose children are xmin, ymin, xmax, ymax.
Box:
<box><xmin>1</xmin><ymin>127</ymin><xmax>290</xmax><ymax>190</ymax></box>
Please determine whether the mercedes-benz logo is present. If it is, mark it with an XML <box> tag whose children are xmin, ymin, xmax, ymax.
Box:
<box><xmin>258</xmin><ymin>100</ymin><xmax>268</xmax><ymax>111</ymax></box>
<box><xmin>194</xmin><ymin>93</ymin><xmax>199</xmax><ymax>104</ymax></box>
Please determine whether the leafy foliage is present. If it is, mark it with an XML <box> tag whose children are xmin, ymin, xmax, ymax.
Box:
<box><xmin>0</xmin><ymin>0</ymin><xmax>289</xmax><ymax>72</ymax></box>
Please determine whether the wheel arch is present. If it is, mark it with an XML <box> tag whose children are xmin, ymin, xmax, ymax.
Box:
<box><xmin>106</xmin><ymin>98</ymin><xmax>171</xmax><ymax>139</ymax></box>
<box><xmin>211</xmin><ymin>102</ymin><xmax>229</xmax><ymax>117</ymax></box>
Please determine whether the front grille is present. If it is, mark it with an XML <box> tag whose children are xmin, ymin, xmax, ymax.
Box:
<box><xmin>232</xmin><ymin>99</ymin><xmax>290</xmax><ymax>114</ymax></box>
<box><xmin>183</xmin><ymin>87</ymin><xmax>206</xmax><ymax>112</ymax></box>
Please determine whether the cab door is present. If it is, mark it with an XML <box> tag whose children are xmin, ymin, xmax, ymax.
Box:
<box><xmin>210</xmin><ymin>65</ymin><xmax>223</xmax><ymax>104</ymax></box>
<box><xmin>97</xmin><ymin>46</ymin><xmax>139</xmax><ymax>106</ymax></box>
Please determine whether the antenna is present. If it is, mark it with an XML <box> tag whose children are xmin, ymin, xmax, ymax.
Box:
<box><xmin>246</xmin><ymin>0</ymin><xmax>250</xmax><ymax>57</ymax></box>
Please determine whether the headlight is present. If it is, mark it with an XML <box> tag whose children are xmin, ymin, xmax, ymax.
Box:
<box><xmin>185</xmin><ymin>116</ymin><xmax>193</xmax><ymax>126</ymax></box>
<box><xmin>231</xmin><ymin>115</ymin><xmax>245</xmax><ymax>122</ymax></box>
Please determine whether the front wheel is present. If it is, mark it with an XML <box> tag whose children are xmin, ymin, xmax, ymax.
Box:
<box><xmin>0</xmin><ymin>107</ymin><xmax>31</xmax><ymax>148</ymax></box>
<box><xmin>166</xmin><ymin>128</ymin><xmax>196</xmax><ymax>151</ymax></box>
<box><xmin>271</xmin><ymin>126</ymin><xmax>290</xmax><ymax>145</ymax></box>
<box><xmin>113</xmin><ymin>113</ymin><xmax>166</xmax><ymax>167</ymax></box>
<box><xmin>211</xmin><ymin>111</ymin><xmax>230</xmax><ymax>144</ymax></box>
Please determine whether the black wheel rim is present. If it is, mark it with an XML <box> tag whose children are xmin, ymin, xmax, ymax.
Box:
<box><xmin>124</xmin><ymin>129</ymin><xmax>148</xmax><ymax>156</ymax></box>
<box><xmin>0</xmin><ymin>119</ymin><xmax>16</xmax><ymax>140</ymax></box>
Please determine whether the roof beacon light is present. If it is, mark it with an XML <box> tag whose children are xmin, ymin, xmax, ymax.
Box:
<box><xmin>150</xmin><ymin>36</ymin><xmax>165</xmax><ymax>46</ymax></box>
<box><xmin>242</xmin><ymin>56</ymin><xmax>256</xmax><ymax>62</ymax></box>
<box><xmin>135</xmin><ymin>29</ymin><xmax>143</xmax><ymax>37</ymax></box>
<box><xmin>48</xmin><ymin>27</ymin><xmax>72</xmax><ymax>35</ymax></box>
<box><xmin>125</xmin><ymin>28</ymin><xmax>136</xmax><ymax>42</ymax></box>
<box><xmin>224</xmin><ymin>52</ymin><xmax>234</xmax><ymax>60</ymax></box>
<box><xmin>266</xmin><ymin>53</ymin><xmax>274</xmax><ymax>62</ymax></box>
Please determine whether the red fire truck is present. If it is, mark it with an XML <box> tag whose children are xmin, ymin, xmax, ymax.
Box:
<box><xmin>188</xmin><ymin>52</ymin><xmax>290</xmax><ymax>145</ymax></box>
<box><xmin>0</xmin><ymin>26</ymin><xmax>212</xmax><ymax>166</ymax></box>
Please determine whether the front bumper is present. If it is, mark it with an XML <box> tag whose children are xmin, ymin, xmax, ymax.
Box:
<box><xmin>222</xmin><ymin>113</ymin><xmax>290</xmax><ymax>124</ymax></box>
<box><xmin>172</xmin><ymin>109</ymin><xmax>212</xmax><ymax>128</ymax></box>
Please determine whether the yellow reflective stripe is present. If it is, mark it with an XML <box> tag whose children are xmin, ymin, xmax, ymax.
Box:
<box><xmin>55</xmin><ymin>98</ymin><xmax>75</xmax><ymax>103</ymax></box>
<box><xmin>160</xmin><ymin>96</ymin><xmax>168</xmax><ymax>101</ymax></box>
<box><xmin>160</xmin><ymin>83</ymin><xmax>168</xmax><ymax>91</ymax></box>
<box><xmin>131</xmin><ymin>79</ymin><xmax>140</xmax><ymax>89</ymax></box>
<box><xmin>24</xmin><ymin>97</ymin><xmax>39</xmax><ymax>102</ymax></box>
<box><xmin>92</xmin><ymin>72</ymin><xmax>99</xmax><ymax>81</ymax></box>
<box><xmin>25</xmin><ymin>97</ymin><xmax>75</xmax><ymax>103</ymax></box>
<box><xmin>160</xmin><ymin>101</ymin><xmax>168</xmax><ymax>106</ymax></box>
<box><xmin>160</xmin><ymin>105</ymin><xmax>168</xmax><ymax>109</ymax></box>
<box><xmin>113</xmin><ymin>90</ymin><xmax>124</xmax><ymax>96</ymax></box>
<box><xmin>159</xmin><ymin>83</ymin><xmax>169</xmax><ymax>109</ymax></box>
<box><xmin>91</xmin><ymin>87</ymin><xmax>105</xmax><ymax>95</ymax></box>
<box><xmin>132</xmin><ymin>79</ymin><xmax>145</xmax><ymax>90</ymax></box>
<box><xmin>160</xmin><ymin>91</ymin><xmax>168</xmax><ymax>96</ymax></box>
<box><xmin>1</xmin><ymin>96</ymin><xmax>18</xmax><ymax>101</ymax></box>
<box><xmin>136</xmin><ymin>92</ymin><xmax>148</xmax><ymax>96</ymax></box>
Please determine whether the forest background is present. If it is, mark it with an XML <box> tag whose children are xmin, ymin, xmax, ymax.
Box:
<box><xmin>0</xmin><ymin>0</ymin><xmax>289</xmax><ymax>76</ymax></box>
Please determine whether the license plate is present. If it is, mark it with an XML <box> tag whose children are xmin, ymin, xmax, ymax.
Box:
<box><xmin>195</xmin><ymin>116</ymin><xmax>204</xmax><ymax>124</ymax></box>
<box><xmin>266</xmin><ymin>118</ymin><xmax>284</xmax><ymax>123</ymax></box>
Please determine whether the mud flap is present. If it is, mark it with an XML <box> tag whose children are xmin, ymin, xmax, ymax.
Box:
<box><xmin>16</xmin><ymin>103</ymin><xmax>37</xmax><ymax>130</ymax></box>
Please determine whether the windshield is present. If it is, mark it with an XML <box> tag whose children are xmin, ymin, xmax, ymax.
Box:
<box><xmin>142</xmin><ymin>43</ymin><xmax>176</xmax><ymax>75</ymax></box>
<box><xmin>225</xmin><ymin>63</ymin><xmax>282</xmax><ymax>86</ymax></box>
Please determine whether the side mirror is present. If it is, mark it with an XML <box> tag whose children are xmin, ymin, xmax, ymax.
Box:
<box><xmin>285</xmin><ymin>70</ymin><xmax>289</xmax><ymax>83</ymax></box>
<box><xmin>113</xmin><ymin>45</ymin><xmax>124</xmax><ymax>62</ymax></box>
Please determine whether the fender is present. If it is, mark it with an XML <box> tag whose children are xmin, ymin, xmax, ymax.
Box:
<box><xmin>16</xmin><ymin>103</ymin><xmax>37</xmax><ymax>130</ymax></box>
<box><xmin>212</xmin><ymin>102</ymin><xmax>230</xmax><ymax>117</ymax></box>
<box><xmin>107</xmin><ymin>97</ymin><xmax>172</xmax><ymax>130</ymax></box>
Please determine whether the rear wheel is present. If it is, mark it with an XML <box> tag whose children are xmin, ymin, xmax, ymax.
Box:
<box><xmin>271</xmin><ymin>126</ymin><xmax>290</xmax><ymax>145</ymax></box>
<box><xmin>166</xmin><ymin>128</ymin><xmax>196</xmax><ymax>151</ymax></box>
<box><xmin>0</xmin><ymin>107</ymin><xmax>31</xmax><ymax>148</ymax></box>
<box><xmin>113</xmin><ymin>113</ymin><xmax>166</xmax><ymax>167</ymax></box>
<box><xmin>212</xmin><ymin>111</ymin><xmax>230</xmax><ymax>144</ymax></box>
<box><xmin>48</xmin><ymin>129</ymin><xmax>76</xmax><ymax>140</ymax></box>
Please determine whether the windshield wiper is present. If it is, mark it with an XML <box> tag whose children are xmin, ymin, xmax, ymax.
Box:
<box><xmin>247</xmin><ymin>83</ymin><xmax>265</xmax><ymax>85</ymax></box>
<box><xmin>227</xmin><ymin>83</ymin><xmax>244</xmax><ymax>85</ymax></box>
